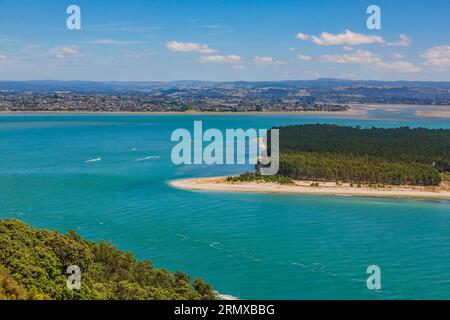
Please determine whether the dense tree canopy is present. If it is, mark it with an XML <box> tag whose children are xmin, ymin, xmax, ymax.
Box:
<box><xmin>278</xmin><ymin>152</ymin><xmax>441</xmax><ymax>185</ymax></box>
<box><xmin>259</xmin><ymin>124</ymin><xmax>450</xmax><ymax>186</ymax></box>
<box><xmin>0</xmin><ymin>220</ymin><xmax>215</xmax><ymax>300</ymax></box>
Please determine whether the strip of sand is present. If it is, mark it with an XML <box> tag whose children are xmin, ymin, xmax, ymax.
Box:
<box><xmin>0</xmin><ymin>109</ymin><xmax>359</xmax><ymax>115</ymax></box>
<box><xmin>415</xmin><ymin>110</ymin><xmax>450</xmax><ymax>119</ymax></box>
<box><xmin>170</xmin><ymin>176</ymin><xmax>450</xmax><ymax>199</ymax></box>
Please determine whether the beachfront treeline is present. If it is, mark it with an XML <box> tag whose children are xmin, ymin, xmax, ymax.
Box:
<box><xmin>261</xmin><ymin>124</ymin><xmax>450</xmax><ymax>186</ymax></box>
<box><xmin>0</xmin><ymin>220</ymin><xmax>215</xmax><ymax>300</ymax></box>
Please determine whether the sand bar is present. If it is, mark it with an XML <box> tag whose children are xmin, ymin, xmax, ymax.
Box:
<box><xmin>170</xmin><ymin>176</ymin><xmax>450</xmax><ymax>199</ymax></box>
<box><xmin>415</xmin><ymin>110</ymin><xmax>450</xmax><ymax>119</ymax></box>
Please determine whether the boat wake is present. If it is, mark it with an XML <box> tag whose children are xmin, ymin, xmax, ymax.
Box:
<box><xmin>135</xmin><ymin>156</ymin><xmax>160</xmax><ymax>161</ymax></box>
<box><xmin>84</xmin><ymin>157</ymin><xmax>101</xmax><ymax>163</ymax></box>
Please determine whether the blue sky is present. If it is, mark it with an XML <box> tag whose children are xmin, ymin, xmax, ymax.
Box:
<box><xmin>0</xmin><ymin>0</ymin><xmax>449</xmax><ymax>81</ymax></box>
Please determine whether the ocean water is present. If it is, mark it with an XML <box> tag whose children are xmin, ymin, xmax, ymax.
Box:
<box><xmin>1</xmin><ymin>109</ymin><xmax>450</xmax><ymax>299</ymax></box>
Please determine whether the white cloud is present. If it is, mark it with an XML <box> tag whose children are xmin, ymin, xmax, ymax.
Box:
<box><xmin>297</xmin><ymin>54</ymin><xmax>312</xmax><ymax>61</ymax></box>
<box><xmin>296</xmin><ymin>33</ymin><xmax>309</xmax><ymax>41</ymax></box>
<box><xmin>253</xmin><ymin>56</ymin><xmax>286</xmax><ymax>66</ymax></box>
<box><xmin>386</xmin><ymin>34</ymin><xmax>411</xmax><ymax>47</ymax></box>
<box><xmin>342</xmin><ymin>46</ymin><xmax>354</xmax><ymax>51</ymax></box>
<box><xmin>0</xmin><ymin>54</ymin><xmax>7</xmax><ymax>60</ymax></box>
<box><xmin>375</xmin><ymin>60</ymin><xmax>421</xmax><ymax>72</ymax></box>
<box><xmin>392</xmin><ymin>52</ymin><xmax>404</xmax><ymax>59</ymax></box>
<box><xmin>321</xmin><ymin>50</ymin><xmax>377</xmax><ymax>64</ymax></box>
<box><xmin>166</xmin><ymin>41</ymin><xmax>218</xmax><ymax>54</ymax></box>
<box><xmin>49</xmin><ymin>46</ymin><xmax>80</xmax><ymax>59</ymax></box>
<box><xmin>296</xmin><ymin>30</ymin><xmax>411</xmax><ymax>47</ymax></box>
<box><xmin>321</xmin><ymin>50</ymin><xmax>421</xmax><ymax>72</ymax></box>
<box><xmin>200</xmin><ymin>54</ymin><xmax>242</xmax><ymax>64</ymax></box>
<box><xmin>91</xmin><ymin>39</ymin><xmax>143</xmax><ymax>46</ymax></box>
<box><xmin>296</xmin><ymin>30</ymin><xmax>385</xmax><ymax>46</ymax></box>
<box><xmin>421</xmin><ymin>45</ymin><xmax>450</xmax><ymax>69</ymax></box>
<box><xmin>60</xmin><ymin>47</ymin><xmax>79</xmax><ymax>54</ymax></box>
<box><xmin>288</xmin><ymin>47</ymin><xmax>296</xmax><ymax>52</ymax></box>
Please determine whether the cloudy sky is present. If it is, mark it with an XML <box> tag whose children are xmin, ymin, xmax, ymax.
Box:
<box><xmin>0</xmin><ymin>0</ymin><xmax>449</xmax><ymax>81</ymax></box>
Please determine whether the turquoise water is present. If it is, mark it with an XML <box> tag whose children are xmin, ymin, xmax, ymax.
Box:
<box><xmin>1</xmin><ymin>110</ymin><xmax>450</xmax><ymax>299</ymax></box>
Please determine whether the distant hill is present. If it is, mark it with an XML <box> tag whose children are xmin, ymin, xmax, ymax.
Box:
<box><xmin>1</xmin><ymin>79</ymin><xmax>449</xmax><ymax>109</ymax></box>
<box><xmin>0</xmin><ymin>79</ymin><xmax>449</xmax><ymax>93</ymax></box>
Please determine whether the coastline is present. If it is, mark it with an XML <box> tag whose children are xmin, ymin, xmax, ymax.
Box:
<box><xmin>415</xmin><ymin>110</ymin><xmax>450</xmax><ymax>119</ymax></box>
<box><xmin>170</xmin><ymin>176</ymin><xmax>450</xmax><ymax>199</ymax></box>
<box><xmin>0</xmin><ymin>109</ymin><xmax>358</xmax><ymax>116</ymax></box>
<box><xmin>2</xmin><ymin>103</ymin><xmax>449</xmax><ymax>119</ymax></box>
<box><xmin>213</xmin><ymin>291</ymin><xmax>239</xmax><ymax>300</ymax></box>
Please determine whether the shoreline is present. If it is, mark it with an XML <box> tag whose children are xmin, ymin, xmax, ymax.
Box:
<box><xmin>213</xmin><ymin>291</ymin><xmax>239</xmax><ymax>300</ymax></box>
<box><xmin>415</xmin><ymin>110</ymin><xmax>450</xmax><ymax>119</ymax></box>
<box><xmin>2</xmin><ymin>103</ymin><xmax>448</xmax><ymax>119</ymax></box>
<box><xmin>0</xmin><ymin>109</ymin><xmax>356</xmax><ymax>116</ymax></box>
<box><xmin>170</xmin><ymin>176</ymin><xmax>450</xmax><ymax>199</ymax></box>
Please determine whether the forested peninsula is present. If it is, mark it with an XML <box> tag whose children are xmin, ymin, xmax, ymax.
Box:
<box><xmin>265</xmin><ymin>124</ymin><xmax>450</xmax><ymax>186</ymax></box>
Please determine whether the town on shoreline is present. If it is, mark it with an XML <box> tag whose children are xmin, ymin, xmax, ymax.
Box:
<box><xmin>1</xmin><ymin>79</ymin><xmax>449</xmax><ymax>113</ymax></box>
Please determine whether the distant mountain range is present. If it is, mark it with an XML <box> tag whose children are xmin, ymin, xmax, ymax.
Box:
<box><xmin>1</xmin><ymin>79</ymin><xmax>449</xmax><ymax>109</ymax></box>
<box><xmin>0</xmin><ymin>78</ymin><xmax>449</xmax><ymax>93</ymax></box>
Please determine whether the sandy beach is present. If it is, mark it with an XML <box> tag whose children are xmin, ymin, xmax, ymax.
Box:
<box><xmin>0</xmin><ymin>108</ymin><xmax>361</xmax><ymax>116</ymax></box>
<box><xmin>415</xmin><ymin>110</ymin><xmax>450</xmax><ymax>119</ymax></box>
<box><xmin>170</xmin><ymin>176</ymin><xmax>450</xmax><ymax>199</ymax></box>
<box><xmin>3</xmin><ymin>104</ymin><xmax>448</xmax><ymax>120</ymax></box>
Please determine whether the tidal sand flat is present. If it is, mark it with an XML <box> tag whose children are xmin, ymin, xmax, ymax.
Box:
<box><xmin>415</xmin><ymin>110</ymin><xmax>450</xmax><ymax>119</ymax></box>
<box><xmin>170</xmin><ymin>177</ymin><xmax>450</xmax><ymax>199</ymax></box>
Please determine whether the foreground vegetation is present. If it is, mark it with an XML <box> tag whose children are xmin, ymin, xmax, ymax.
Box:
<box><xmin>256</xmin><ymin>124</ymin><xmax>450</xmax><ymax>186</ymax></box>
<box><xmin>0</xmin><ymin>219</ymin><xmax>215</xmax><ymax>300</ymax></box>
